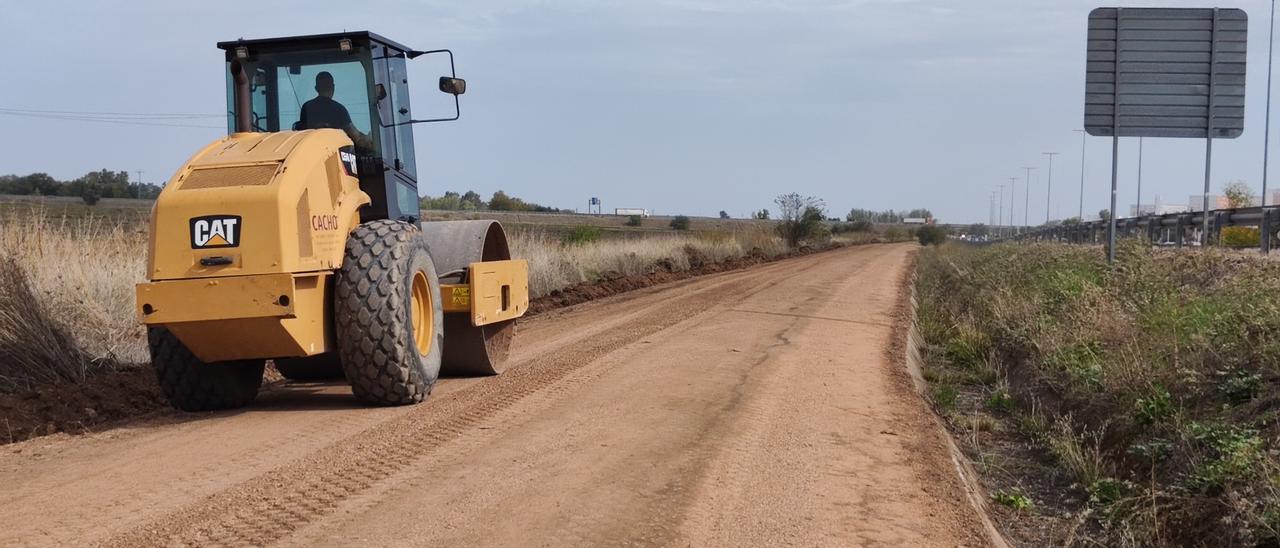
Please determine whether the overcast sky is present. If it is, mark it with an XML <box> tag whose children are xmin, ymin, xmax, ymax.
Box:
<box><xmin>4</xmin><ymin>0</ymin><xmax>1278</xmax><ymax>223</ymax></box>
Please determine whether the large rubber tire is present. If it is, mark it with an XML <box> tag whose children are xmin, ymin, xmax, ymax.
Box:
<box><xmin>274</xmin><ymin>354</ymin><xmax>344</xmax><ymax>381</ymax></box>
<box><xmin>148</xmin><ymin>326</ymin><xmax>265</xmax><ymax>412</ymax></box>
<box><xmin>334</xmin><ymin>220</ymin><xmax>444</xmax><ymax>405</ymax></box>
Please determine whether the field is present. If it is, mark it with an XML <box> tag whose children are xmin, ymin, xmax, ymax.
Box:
<box><xmin>914</xmin><ymin>241</ymin><xmax>1280</xmax><ymax>546</ymax></box>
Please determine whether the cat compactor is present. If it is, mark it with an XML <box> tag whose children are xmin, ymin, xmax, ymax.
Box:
<box><xmin>136</xmin><ymin>32</ymin><xmax>527</xmax><ymax>410</ymax></box>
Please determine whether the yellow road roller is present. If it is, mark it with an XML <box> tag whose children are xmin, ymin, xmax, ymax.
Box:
<box><xmin>135</xmin><ymin>32</ymin><xmax>528</xmax><ymax>410</ymax></box>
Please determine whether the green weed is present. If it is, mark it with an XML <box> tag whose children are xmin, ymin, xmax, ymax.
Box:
<box><xmin>992</xmin><ymin>490</ymin><xmax>1034</xmax><ymax>511</ymax></box>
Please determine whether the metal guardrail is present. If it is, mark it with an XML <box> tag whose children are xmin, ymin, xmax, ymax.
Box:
<box><xmin>993</xmin><ymin>205</ymin><xmax>1280</xmax><ymax>254</ymax></box>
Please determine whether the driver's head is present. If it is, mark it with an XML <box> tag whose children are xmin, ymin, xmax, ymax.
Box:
<box><xmin>315</xmin><ymin>71</ymin><xmax>335</xmax><ymax>98</ymax></box>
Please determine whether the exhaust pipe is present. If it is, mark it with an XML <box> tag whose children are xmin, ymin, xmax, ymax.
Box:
<box><xmin>230</xmin><ymin>60</ymin><xmax>253</xmax><ymax>133</ymax></box>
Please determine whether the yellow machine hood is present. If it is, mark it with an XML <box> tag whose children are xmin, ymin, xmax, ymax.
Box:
<box><xmin>146</xmin><ymin>130</ymin><xmax>369</xmax><ymax>281</ymax></box>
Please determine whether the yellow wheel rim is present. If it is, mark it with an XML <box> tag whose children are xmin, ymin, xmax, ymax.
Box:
<box><xmin>411</xmin><ymin>271</ymin><xmax>434</xmax><ymax>356</ymax></box>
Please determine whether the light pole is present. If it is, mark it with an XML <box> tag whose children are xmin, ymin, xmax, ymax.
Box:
<box><xmin>1073</xmin><ymin>129</ymin><xmax>1086</xmax><ymax>220</ymax></box>
<box><xmin>1043</xmin><ymin>152</ymin><xmax>1059</xmax><ymax>224</ymax></box>
<box><xmin>1022</xmin><ymin>167</ymin><xmax>1036</xmax><ymax>232</ymax></box>
<box><xmin>989</xmin><ymin>191</ymin><xmax>996</xmax><ymax>227</ymax></box>
<box><xmin>1008</xmin><ymin>177</ymin><xmax>1018</xmax><ymax>236</ymax></box>
<box><xmin>1136</xmin><ymin>137</ymin><xmax>1144</xmax><ymax>217</ymax></box>
<box><xmin>998</xmin><ymin>184</ymin><xmax>1006</xmax><ymax>238</ymax></box>
<box><xmin>1265</xmin><ymin>0</ymin><xmax>1277</xmax><ymax>208</ymax></box>
<box><xmin>135</xmin><ymin>170</ymin><xmax>144</xmax><ymax>200</ymax></box>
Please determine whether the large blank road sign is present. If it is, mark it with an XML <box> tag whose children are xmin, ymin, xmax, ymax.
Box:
<box><xmin>1085</xmin><ymin>7</ymin><xmax>1247</xmax><ymax>139</ymax></box>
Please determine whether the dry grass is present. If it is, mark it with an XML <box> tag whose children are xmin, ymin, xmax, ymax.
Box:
<box><xmin>511</xmin><ymin>227</ymin><xmax>788</xmax><ymax>297</ymax></box>
<box><xmin>0</xmin><ymin>256</ymin><xmax>93</xmax><ymax>391</ymax></box>
<box><xmin>0</xmin><ymin>209</ymin><xmax>149</xmax><ymax>367</ymax></box>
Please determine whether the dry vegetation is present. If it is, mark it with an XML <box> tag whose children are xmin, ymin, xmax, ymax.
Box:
<box><xmin>916</xmin><ymin>240</ymin><xmax>1280</xmax><ymax>546</ymax></box>
<box><xmin>0</xmin><ymin>210</ymin><xmax>150</xmax><ymax>388</ymax></box>
<box><xmin>512</xmin><ymin>227</ymin><xmax>791</xmax><ymax>297</ymax></box>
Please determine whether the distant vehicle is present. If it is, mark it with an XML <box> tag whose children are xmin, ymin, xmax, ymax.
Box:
<box><xmin>615</xmin><ymin>208</ymin><xmax>649</xmax><ymax>217</ymax></box>
<box><xmin>903</xmin><ymin>217</ymin><xmax>932</xmax><ymax>225</ymax></box>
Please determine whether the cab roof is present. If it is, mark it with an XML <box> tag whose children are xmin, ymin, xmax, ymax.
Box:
<box><xmin>216</xmin><ymin>31</ymin><xmax>415</xmax><ymax>55</ymax></box>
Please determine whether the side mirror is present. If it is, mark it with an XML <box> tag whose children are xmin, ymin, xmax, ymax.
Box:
<box><xmin>375</xmin><ymin>83</ymin><xmax>388</xmax><ymax>102</ymax></box>
<box><xmin>439</xmin><ymin>77</ymin><xmax>466</xmax><ymax>95</ymax></box>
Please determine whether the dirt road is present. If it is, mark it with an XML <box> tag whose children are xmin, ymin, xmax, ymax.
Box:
<box><xmin>0</xmin><ymin>243</ymin><xmax>987</xmax><ymax>546</ymax></box>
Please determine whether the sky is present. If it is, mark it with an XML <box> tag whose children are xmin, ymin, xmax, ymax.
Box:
<box><xmin>3</xmin><ymin>0</ymin><xmax>1279</xmax><ymax>223</ymax></box>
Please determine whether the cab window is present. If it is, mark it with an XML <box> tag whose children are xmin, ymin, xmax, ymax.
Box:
<box><xmin>276</xmin><ymin>62</ymin><xmax>372</xmax><ymax>134</ymax></box>
<box><xmin>224</xmin><ymin>52</ymin><xmax>375</xmax><ymax>145</ymax></box>
<box><xmin>387</xmin><ymin>56</ymin><xmax>417</xmax><ymax>178</ymax></box>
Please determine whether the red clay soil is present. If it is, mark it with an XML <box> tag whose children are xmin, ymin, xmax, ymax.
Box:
<box><xmin>0</xmin><ymin>367</ymin><xmax>165</xmax><ymax>444</ymax></box>
<box><xmin>0</xmin><ymin>241</ymin><xmax>873</xmax><ymax>445</ymax></box>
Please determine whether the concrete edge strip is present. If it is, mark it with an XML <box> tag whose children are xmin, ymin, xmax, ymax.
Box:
<box><xmin>905</xmin><ymin>272</ymin><xmax>1013</xmax><ymax>548</ymax></box>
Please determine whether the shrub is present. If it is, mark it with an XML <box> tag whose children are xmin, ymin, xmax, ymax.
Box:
<box><xmin>916</xmin><ymin>225</ymin><xmax>947</xmax><ymax>246</ymax></box>
<box><xmin>883</xmin><ymin>227</ymin><xmax>905</xmax><ymax>241</ymax></box>
<box><xmin>625</xmin><ymin>215</ymin><xmax>643</xmax><ymax>227</ymax></box>
<box><xmin>776</xmin><ymin>206</ymin><xmax>826</xmax><ymax>247</ymax></box>
<box><xmin>669</xmin><ymin>215</ymin><xmax>690</xmax><ymax>230</ymax></box>
<box><xmin>1221</xmin><ymin>226</ymin><xmax>1260</xmax><ymax>247</ymax></box>
<box><xmin>81</xmin><ymin>186</ymin><xmax>101</xmax><ymax>206</ymax></box>
<box><xmin>830</xmin><ymin>220</ymin><xmax>873</xmax><ymax>234</ymax></box>
<box><xmin>561</xmin><ymin>226</ymin><xmax>601</xmax><ymax>245</ymax></box>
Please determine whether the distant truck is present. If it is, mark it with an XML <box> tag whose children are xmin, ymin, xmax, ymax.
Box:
<box><xmin>615</xmin><ymin>208</ymin><xmax>649</xmax><ymax>217</ymax></box>
<box><xmin>902</xmin><ymin>217</ymin><xmax>934</xmax><ymax>225</ymax></box>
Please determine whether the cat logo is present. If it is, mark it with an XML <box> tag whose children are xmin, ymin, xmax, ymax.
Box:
<box><xmin>339</xmin><ymin>146</ymin><xmax>358</xmax><ymax>176</ymax></box>
<box><xmin>190</xmin><ymin>215</ymin><xmax>242</xmax><ymax>249</ymax></box>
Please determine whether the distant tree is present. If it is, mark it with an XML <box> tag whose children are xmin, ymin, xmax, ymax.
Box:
<box><xmin>669</xmin><ymin>215</ymin><xmax>691</xmax><ymax>230</ymax></box>
<box><xmin>775</xmin><ymin>193</ymin><xmax>827</xmax><ymax>247</ymax></box>
<box><xmin>1099</xmin><ymin>209</ymin><xmax>1111</xmax><ymax>221</ymax></box>
<box><xmin>846</xmin><ymin>208</ymin><xmax>906</xmax><ymax>224</ymax></box>
<box><xmin>968</xmin><ymin>223</ymin><xmax>989</xmax><ymax>237</ymax></box>
<box><xmin>905</xmin><ymin>208</ymin><xmax>933</xmax><ymax>219</ymax></box>
<box><xmin>1223</xmin><ymin>180</ymin><xmax>1254</xmax><ymax>208</ymax></box>
<box><xmin>753</xmin><ymin>209</ymin><xmax>770</xmax><ymax>220</ymax></box>
<box><xmin>78</xmin><ymin>170</ymin><xmax>131</xmax><ymax>198</ymax></box>
<box><xmin>1061</xmin><ymin>216</ymin><xmax>1082</xmax><ymax>225</ymax></box>
<box><xmin>421</xmin><ymin>189</ymin><xmax>559</xmax><ymax>212</ymax></box>
<box><xmin>461</xmin><ymin>190</ymin><xmax>485</xmax><ymax>210</ymax></box>
<box><xmin>421</xmin><ymin>191</ymin><xmax>463</xmax><ymax>210</ymax></box>
<box><xmin>719</xmin><ymin>210</ymin><xmax>730</xmax><ymax>219</ymax></box>
<box><xmin>488</xmin><ymin>190</ymin><xmax>519</xmax><ymax>211</ymax></box>
<box><xmin>625</xmin><ymin>215</ymin><xmax>643</xmax><ymax>227</ymax></box>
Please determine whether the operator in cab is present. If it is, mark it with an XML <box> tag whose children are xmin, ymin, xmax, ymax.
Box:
<box><xmin>298</xmin><ymin>71</ymin><xmax>374</xmax><ymax>150</ymax></box>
